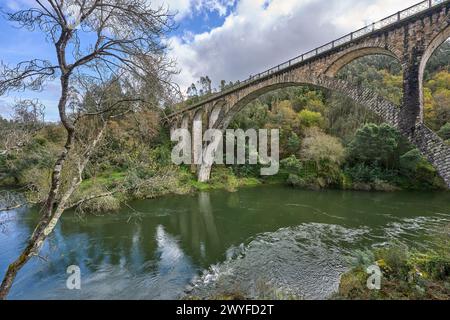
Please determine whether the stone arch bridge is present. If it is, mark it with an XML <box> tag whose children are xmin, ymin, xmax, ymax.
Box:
<box><xmin>167</xmin><ymin>0</ymin><xmax>450</xmax><ymax>187</ymax></box>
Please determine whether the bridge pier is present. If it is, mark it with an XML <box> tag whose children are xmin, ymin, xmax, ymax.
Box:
<box><xmin>192</xmin><ymin>110</ymin><xmax>203</xmax><ymax>173</ymax></box>
<box><xmin>198</xmin><ymin>146</ymin><xmax>215</xmax><ymax>182</ymax></box>
<box><xmin>399</xmin><ymin>57</ymin><xmax>424</xmax><ymax>135</ymax></box>
<box><xmin>198</xmin><ymin>104</ymin><xmax>224</xmax><ymax>182</ymax></box>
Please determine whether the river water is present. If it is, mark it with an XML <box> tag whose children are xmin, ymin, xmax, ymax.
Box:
<box><xmin>1</xmin><ymin>186</ymin><xmax>449</xmax><ymax>299</ymax></box>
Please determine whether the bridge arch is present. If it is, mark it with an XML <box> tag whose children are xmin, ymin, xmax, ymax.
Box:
<box><xmin>419</xmin><ymin>22</ymin><xmax>450</xmax><ymax>80</ymax></box>
<box><xmin>324</xmin><ymin>46</ymin><xmax>400</xmax><ymax>77</ymax></box>
<box><xmin>213</xmin><ymin>83</ymin><xmax>297</xmax><ymax>129</ymax></box>
<box><xmin>212</xmin><ymin>76</ymin><xmax>399</xmax><ymax>131</ymax></box>
<box><xmin>180</xmin><ymin>114</ymin><xmax>190</xmax><ymax>130</ymax></box>
<box><xmin>200</xmin><ymin>76</ymin><xmax>448</xmax><ymax>186</ymax></box>
<box><xmin>199</xmin><ymin>77</ymin><xmax>401</xmax><ymax>182</ymax></box>
<box><xmin>418</xmin><ymin>24</ymin><xmax>450</xmax><ymax>118</ymax></box>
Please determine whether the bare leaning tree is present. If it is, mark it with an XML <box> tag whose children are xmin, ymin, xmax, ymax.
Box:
<box><xmin>0</xmin><ymin>0</ymin><xmax>179</xmax><ymax>299</ymax></box>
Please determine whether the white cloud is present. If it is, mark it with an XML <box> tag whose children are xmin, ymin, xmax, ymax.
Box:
<box><xmin>153</xmin><ymin>0</ymin><xmax>192</xmax><ymax>20</ymax></box>
<box><xmin>169</xmin><ymin>0</ymin><xmax>420</xmax><ymax>91</ymax></box>
<box><xmin>154</xmin><ymin>0</ymin><xmax>235</xmax><ymax>21</ymax></box>
<box><xmin>4</xmin><ymin>0</ymin><xmax>234</xmax><ymax>22</ymax></box>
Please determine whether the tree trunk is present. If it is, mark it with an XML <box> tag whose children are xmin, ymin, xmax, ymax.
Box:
<box><xmin>0</xmin><ymin>122</ymin><xmax>106</xmax><ymax>299</ymax></box>
<box><xmin>0</xmin><ymin>75</ymin><xmax>74</xmax><ymax>299</ymax></box>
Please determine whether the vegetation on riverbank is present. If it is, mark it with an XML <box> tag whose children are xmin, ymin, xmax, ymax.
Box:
<box><xmin>335</xmin><ymin>226</ymin><xmax>450</xmax><ymax>300</ymax></box>
<box><xmin>0</xmin><ymin>119</ymin><xmax>268</xmax><ymax>213</ymax></box>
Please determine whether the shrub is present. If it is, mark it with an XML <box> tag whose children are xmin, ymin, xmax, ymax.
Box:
<box><xmin>286</xmin><ymin>132</ymin><xmax>301</xmax><ymax>154</ymax></box>
<box><xmin>298</xmin><ymin>109</ymin><xmax>324</xmax><ymax>128</ymax></box>
<box><xmin>345</xmin><ymin>163</ymin><xmax>377</xmax><ymax>183</ymax></box>
<box><xmin>149</xmin><ymin>145</ymin><xmax>172</xmax><ymax>167</ymax></box>
<box><xmin>336</xmin><ymin>227</ymin><xmax>450</xmax><ymax>300</ymax></box>
<box><xmin>399</xmin><ymin>148</ymin><xmax>423</xmax><ymax>172</ymax></box>
<box><xmin>301</xmin><ymin>127</ymin><xmax>346</xmax><ymax>166</ymax></box>
<box><xmin>437</xmin><ymin>123</ymin><xmax>450</xmax><ymax>140</ymax></box>
<box><xmin>399</xmin><ymin>148</ymin><xmax>444</xmax><ymax>189</ymax></box>
<box><xmin>78</xmin><ymin>195</ymin><xmax>121</xmax><ymax>215</ymax></box>
<box><xmin>280</xmin><ymin>155</ymin><xmax>303</xmax><ymax>174</ymax></box>
<box><xmin>280</xmin><ymin>128</ymin><xmax>346</xmax><ymax>188</ymax></box>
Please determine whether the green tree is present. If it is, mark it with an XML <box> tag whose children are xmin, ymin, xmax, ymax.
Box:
<box><xmin>348</xmin><ymin>123</ymin><xmax>403</xmax><ymax>169</ymax></box>
<box><xmin>424</xmin><ymin>71</ymin><xmax>450</xmax><ymax>130</ymax></box>
<box><xmin>337</xmin><ymin>55</ymin><xmax>403</xmax><ymax>105</ymax></box>
<box><xmin>229</xmin><ymin>100</ymin><xmax>269</xmax><ymax>130</ymax></box>
<box><xmin>187</xmin><ymin>83</ymin><xmax>198</xmax><ymax>97</ymax></box>
<box><xmin>219</xmin><ymin>80</ymin><xmax>226</xmax><ymax>91</ymax></box>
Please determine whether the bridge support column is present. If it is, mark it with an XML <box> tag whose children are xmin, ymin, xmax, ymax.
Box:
<box><xmin>198</xmin><ymin>146</ymin><xmax>215</xmax><ymax>182</ymax></box>
<box><xmin>198</xmin><ymin>105</ymin><xmax>223</xmax><ymax>182</ymax></box>
<box><xmin>192</xmin><ymin>111</ymin><xmax>203</xmax><ymax>172</ymax></box>
<box><xmin>180</xmin><ymin>115</ymin><xmax>189</xmax><ymax>132</ymax></box>
<box><xmin>198</xmin><ymin>129</ymin><xmax>223</xmax><ymax>182</ymax></box>
<box><xmin>399</xmin><ymin>53</ymin><xmax>424</xmax><ymax>136</ymax></box>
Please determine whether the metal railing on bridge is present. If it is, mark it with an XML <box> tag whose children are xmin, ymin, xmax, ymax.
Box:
<box><xmin>174</xmin><ymin>0</ymin><xmax>447</xmax><ymax>114</ymax></box>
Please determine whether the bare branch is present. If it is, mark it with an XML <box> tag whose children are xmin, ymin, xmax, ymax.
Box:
<box><xmin>0</xmin><ymin>60</ymin><xmax>58</xmax><ymax>95</ymax></box>
<box><xmin>0</xmin><ymin>191</ymin><xmax>27</xmax><ymax>212</ymax></box>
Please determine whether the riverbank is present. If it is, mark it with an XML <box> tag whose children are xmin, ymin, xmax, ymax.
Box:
<box><xmin>334</xmin><ymin>227</ymin><xmax>450</xmax><ymax>300</ymax></box>
<box><xmin>39</xmin><ymin>164</ymin><xmax>450</xmax><ymax>215</ymax></box>
<box><xmin>67</xmin><ymin>165</ymin><xmax>282</xmax><ymax>214</ymax></box>
<box><xmin>2</xmin><ymin>161</ymin><xmax>447</xmax><ymax>215</ymax></box>
<box><xmin>77</xmin><ymin>162</ymin><xmax>449</xmax><ymax>212</ymax></box>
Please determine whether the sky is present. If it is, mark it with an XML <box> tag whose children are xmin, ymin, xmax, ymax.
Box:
<box><xmin>0</xmin><ymin>0</ymin><xmax>421</xmax><ymax>121</ymax></box>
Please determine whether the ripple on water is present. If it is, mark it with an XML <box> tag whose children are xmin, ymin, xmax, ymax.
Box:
<box><xmin>188</xmin><ymin>223</ymin><xmax>370</xmax><ymax>300</ymax></box>
<box><xmin>187</xmin><ymin>214</ymin><xmax>450</xmax><ymax>300</ymax></box>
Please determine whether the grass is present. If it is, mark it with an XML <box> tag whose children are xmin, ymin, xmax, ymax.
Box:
<box><xmin>189</xmin><ymin>167</ymin><xmax>264</xmax><ymax>192</ymax></box>
<box><xmin>75</xmin><ymin>166</ymin><xmax>272</xmax><ymax>214</ymax></box>
<box><xmin>80</xmin><ymin>170</ymin><xmax>127</xmax><ymax>191</ymax></box>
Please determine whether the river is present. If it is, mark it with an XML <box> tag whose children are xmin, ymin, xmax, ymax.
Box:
<box><xmin>1</xmin><ymin>185</ymin><xmax>449</xmax><ymax>299</ymax></box>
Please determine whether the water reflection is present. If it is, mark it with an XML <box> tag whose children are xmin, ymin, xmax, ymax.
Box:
<box><xmin>0</xmin><ymin>186</ymin><xmax>449</xmax><ymax>299</ymax></box>
<box><xmin>199</xmin><ymin>192</ymin><xmax>220</xmax><ymax>252</ymax></box>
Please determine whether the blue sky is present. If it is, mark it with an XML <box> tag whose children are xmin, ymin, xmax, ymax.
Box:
<box><xmin>0</xmin><ymin>0</ymin><xmax>421</xmax><ymax>121</ymax></box>
<box><xmin>0</xmin><ymin>6</ymin><xmax>61</xmax><ymax>120</ymax></box>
